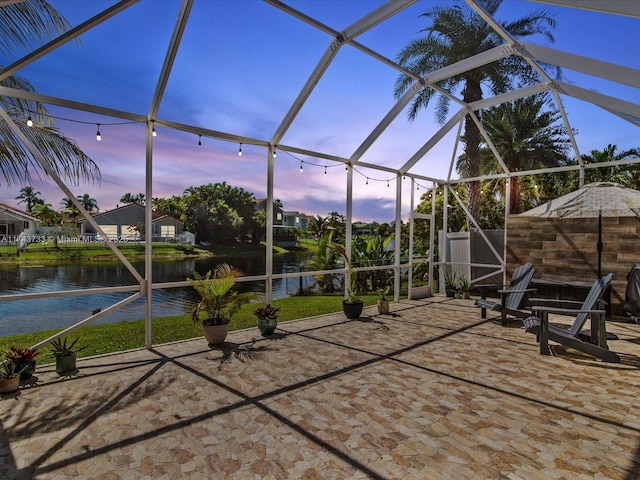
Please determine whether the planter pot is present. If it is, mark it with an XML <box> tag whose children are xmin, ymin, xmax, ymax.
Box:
<box><xmin>0</xmin><ymin>376</ymin><xmax>20</xmax><ymax>394</ymax></box>
<box><xmin>462</xmin><ymin>292</ymin><xmax>471</xmax><ymax>299</ymax></box>
<box><xmin>257</xmin><ymin>318</ymin><xmax>278</xmax><ymax>336</ymax></box>
<box><xmin>445</xmin><ymin>288</ymin><xmax>456</xmax><ymax>298</ymax></box>
<box><xmin>409</xmin><ymin>285</ymin><xmax>432</xmax><ymax>300</ymax></box>
<box><xmin>377</xmin><ymin>299</ymin><xmax>390</xmax><ymax>315</ymax></box>
<box><xmin>56</xmin><ymin>353</ymin><xmax>77</xmax><ymax>375</ymax></box>
<box><xmin>16</xmin><ymin>360</ymin><xmax>36</xmax><ymax>381</ymax></box>
<box><xmin>343</xmin><ymin>300</ymin><xmax>364</xmax><ymax>319</ymax></box>
<box><xmin>202</xmin><ymin>322</ymin><xmax>229</xmax><ymax>345</ymax></box>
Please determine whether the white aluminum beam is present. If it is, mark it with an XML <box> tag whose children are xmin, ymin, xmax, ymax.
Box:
<box><xmin>556</xmin><ymin>81</ymin><xmax>640</xmax><ymax>120</ymax></box>
<box><xmin>400</xmin><ymin>109</ymin><xmax>466</xmax><ymax>173</ymax></box>
<box><xmin>0</xmin><ymin>86</ymin><xmax>147</xmax><ymax>122</ymax></box>
<box><xmin>149</xmin><ymin>0</ymin><xmax>193</xmax><ymax>120</ymax></box>
<box><xmin>0</xmin><ymin>0</ymin><xmax>140</xmax><ymax>80</ymax></box>
<box><xmin>520</xmin><ymin>42</ymin><xmax>640</xmax><ymax>89</ymax></box>
<box><xmin>529</xmin><ymin>0</ymin><xmax>640</xmax><ymax>18</ymax></box>
<box><xmin>468</xmin><ymin>82</ymin><xmax>551</xmax><ymax>111</ymax></box>
<box><xmin>270</xmin><ymin>0</ymin><xmax>414</xmax><ymax>144</ymax></box>
<box><xmin>424</xmin><ymin>44</ymin><xmax>513</xmax><ymax>84</ymax></box>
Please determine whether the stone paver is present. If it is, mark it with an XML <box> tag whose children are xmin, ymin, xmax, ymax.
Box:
<box><xmin>2</xmin><ymin>297</ymin><xmax>640</xmax><ymax>479</ymax></box>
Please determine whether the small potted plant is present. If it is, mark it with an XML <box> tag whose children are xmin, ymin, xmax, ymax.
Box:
<box><xmin>443</xmin><ymin>266</ymin><xmax>459</xmax><ymax>298</ymax></box>
<box><xmin>0</xmin><ymin>360</ymin><xmax>21</xmax><ymax>394</ymax></box>
<box><xmin>4</xmin><ymin>346</ymin><xmax>39</xmax><ymax>381</ymax></box>
<box><xmin>50</xmin><ymin>336</ymin><xmax>87</xmax><ymax>375</ymax></box>
<box><xmin>253</xmin><ymin>304</ymin><xmax>280</xmax><ymax>336</ymax></box>
<box><xmin>458</xmin><ymin>276</ymin><xmax>472</xmax><ymax>299</ymax></box>
<box><xmin>188</xmin><ymin>263</ymin><xmax>256</xmax><ymax>345</ymax></box>
<box><xmin>376</xmin><ymin>287</ymin><xmax>390</xmax><ymax>314</ymax></box>
<box><xmin>327</xmin><ymin>240</ymin><xmax>364</xmax><ymax>319</ymax></box>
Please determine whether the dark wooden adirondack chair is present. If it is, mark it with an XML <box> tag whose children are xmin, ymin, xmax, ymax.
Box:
<box><xmin>475</xmin><ymin>263</ymin><xmax>536</xmax><ymax>326</ymax></box>
<box><xmin>524</xmin><ymin>273</ymin><xmax>619</xmax><ymax>363</ymax></box>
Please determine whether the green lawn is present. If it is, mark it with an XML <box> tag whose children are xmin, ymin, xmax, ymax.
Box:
<box><xmin>0</xmin><ymin>294</ymin><xmax>379</xmax><ymax>361</ymax></box>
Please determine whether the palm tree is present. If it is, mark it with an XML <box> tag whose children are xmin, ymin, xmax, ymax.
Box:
<box><xmin>471</xmin><ymin>94</ymin><xmax>570</xmax><ymax>214</ymax></box>
<box><xmin>120</xmin><ymin>193</ymin><xmax>145</xmax><ymax>206</ymax></box>
<box><xmin>582</xmin><ymin>144</ymin><xmax>640</xmax><ymax>186</ymax></box>
<box><xmin>394</xmin><ymin>0</ymin><xmax>556</xmax><ymax>220</ymax></box>
<box><xmin>0</xmin><ymin>1</ymin><xmax>100</xmax><ymax>186</ymax></box>
<box><xmin>76</xmin><ymin>193</ymin><xmax>98</xmax><ymax>212</ymax></box>
<box><xmin>31</xmin><ymin>202</ymin><xmax>60</xmax><ymax>226</ymax></box>
<box><xmin>14</xmin><ymin>186</ymin><xmax>43</xmax><ymax>212</ymax></box>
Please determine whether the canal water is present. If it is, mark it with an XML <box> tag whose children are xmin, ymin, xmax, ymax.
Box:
<box><xmin>0</xmin><ymin>251</ymin><xmax>314</xmax><ymax>336</ymax></box>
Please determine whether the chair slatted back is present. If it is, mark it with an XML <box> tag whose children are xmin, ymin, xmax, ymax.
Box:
<box><xmin>505</xmin><ymin>263</ymin><xmax>535</xmax><ymax>310</ymax></box>
<box><xmin>568</xmin><ymin>273</ymin><xmax>614</xmax><ymax>337</ymax></box>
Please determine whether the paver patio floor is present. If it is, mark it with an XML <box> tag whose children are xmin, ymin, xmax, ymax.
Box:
<box><xmin>2</xmin><ymin>297</ymin><xmax>640</xmax><ymax>479</ymax></box>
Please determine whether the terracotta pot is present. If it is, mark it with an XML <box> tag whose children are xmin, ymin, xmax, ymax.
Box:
<box><xmin>377</xmin><ymin>299</ymin><xmax>390</xmax><ymax>315</ymax></box>
<box><xmin>0</xmin><ymin>376</ymin><xmax>20</xmax><ymax>394</ymax></box>
<box><xmin>257</xmin><ymin>318</ymin><xmax>278</xmax><ymax>336</ymax></box>
<box><xmin>202</xmin><ymin>323</ymin><xmax>229</xmax><ymax>345</ymax></box>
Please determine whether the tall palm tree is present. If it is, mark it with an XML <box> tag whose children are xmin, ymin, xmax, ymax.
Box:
<box><xmin>582</xmin><ymin>144</ymin><xmax>640</xmax><ymax>186</ymax></box>
<box><xmin>76</xmin><ymin>193</ymin><xmax>98</xmax><ymax>212</ymax></box>
<box><xmin>470</xmin><ymin>94</ymin><xmax>570</xmax><ymax>214</ymax></box>
<box><xmin>394</xmin><ymin>0</ymin><xmax>556</xmax><ymax>220</ymax></box>
<box><xmin>0</xmin><ymin>1</ymin><xmax>100</xmax><ymax>186</ymax></box>
<box><xmin>14</xmin><ymin>185</ymin><xmax>43</xmax><ymax>212</ymax></box>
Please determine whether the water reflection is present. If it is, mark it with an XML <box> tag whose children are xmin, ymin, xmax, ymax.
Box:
<box><xmin>0</xmin><ymin>251</ymin><xmax>313</xmax><ymax>336</ymax></box>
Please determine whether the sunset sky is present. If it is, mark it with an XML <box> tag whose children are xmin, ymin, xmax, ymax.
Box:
<box><xmin>1</xmin><ymin>0</ymin><xmax>638</xmax><ymax>222</ymax></box>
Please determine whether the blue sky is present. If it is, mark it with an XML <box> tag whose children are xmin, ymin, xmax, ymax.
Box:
<box><xmin>1</xmin><ymin>0</ymin><xmax>638</xmax><ymax>222</ymax></box>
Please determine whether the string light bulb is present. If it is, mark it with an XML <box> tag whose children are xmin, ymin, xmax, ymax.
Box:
<box><xmin>299</xmin><ymin>161</ymin><xmax>303</xmax><ymax>173</ymax></box>
<box><xmin>324</xmin><ymin>166</ymin><xmax>327</xmax><ymax>177</ymax></box>
<box><xmin>238</xmin><ymin>142</ymin><xmax>242</xmax><ymax>156</ymax></box>
<box><xmin>96</xmin><ymin>124</ymin><xmax>101</xmax><ymax>141</ymax></box>
<box><xmin>152</xmin><ymin>121</ymin><xmax>157</xmax><ymax>137</ymax></box>
<box><xmin>345</xmin><ymin>164</ymin><xmax>348</xmax><ymax>172</ymax></box>
<box><xmin>366</xmin><ymin>177</ymin><xmax>369</xmax><ymax>185</ymax></box>
<box><xmin>26</xmin><ymin>116</ymin><xmax>33</xmax><ymax>127</ymax></box>
<box><xmin>273</xmin><ymin>146</ymin><xmax>277</xmax><ymax>158</ymax></box>
<box><xmin>198</xmin><ymin>135</ymin><xmax>202</xmax><ymax>146</ymax></box>
<box><xmin>387</xmin><ymin>180</ymin><xmax>390</xmax><ymax>187</ymax></box>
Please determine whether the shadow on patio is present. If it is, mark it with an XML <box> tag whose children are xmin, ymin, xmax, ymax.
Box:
<box><xmin>2</xmin><ymin>298</ymin><xmax>640</xmax><ymax>479</ymax></box>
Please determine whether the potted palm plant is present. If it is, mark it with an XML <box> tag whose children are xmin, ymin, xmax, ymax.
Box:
<box><xmin>50</xmin><ymin>336</ymin><xmax>87</xmax><ymax>375</ymax></box>
<box><xmin>253</xmin><ymin>304</ymin><xmax>280</xmax><ymax>336</ymax></box>
<box><xmin>443</xmin><ymin>266</ymin><xmax>459</xmax><ymax>298</ymax></box>
<box><xmin>0</xmin><ymin>360</ymin><xmax>21</xmax><ymax>394</ymax></box>
<box><xmin>188</xmin><ymin>263</ymin><xmax>256</xmax><ymax>345</ymax></box>
<box><xmin>328</xmin><ymin>240</ymin><xmax>364</xmax><ymax>319</ymax></box>
<box><xmin>376</xmin><ymin>287</ymin><xmax>390</xmax><ymax>314</ymax></box>
<box><xmin>4</xmin><ymin>346</ymin><xmax>39</xmax><ymax>381</ymax></box>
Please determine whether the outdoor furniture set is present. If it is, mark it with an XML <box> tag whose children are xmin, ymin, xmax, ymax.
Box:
<box><xmin>474</xmin><ymin>264</ymin><xmax>620</xmax><ymax>363</ymax></box>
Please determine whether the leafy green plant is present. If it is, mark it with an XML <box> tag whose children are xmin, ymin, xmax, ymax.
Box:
<box><xmin>253</xmin><ymin>304</ymin><xmax>280</xmax><ymax>320</ymax></box>
<box><xmin>4</xmin><ymin>346</ymin><xmax>38</xmax><ymax>363</ymax></box>
<box><xmin>376</xmin><ymin>287</ymin><xmax>390</xmax><ymax>301</ymax></box>
<box><xmin>327</xmin><ymin>240</ymin><xmax>362</xmax><ymax>304</ymax></box>
<box><xmin>0</xmin><ymin>360</ymin><xmax>18</xmax><ymax>379</ymax></box>
<box><xmin>188</xmin><ymin>263</ymin><xmax>256</xmax><ymax>325</ymax></box>
<box><xmin>50</xmin><ymin>336</ymin><xmax>87</xmax><ymax>358</ymax></box>
<box><xmin>443</xmin><ymin>265</ymin><xmax>459</xmax><ymax>290</ymax></box>
<box><xmin>458</xmin><ymin>276</ymin><xmax>472</xmax><ymax>293</ymax></box>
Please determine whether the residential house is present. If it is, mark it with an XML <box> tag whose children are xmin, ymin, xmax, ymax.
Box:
<box><xmin>0</xmin><ymin>203</ymin><xmax>40</xmax><ymax>245</ymax></box>
<box><xmin>79</xmin><ymin>204</ymin><xmax>184</xmax><ymax>242</ymax></box>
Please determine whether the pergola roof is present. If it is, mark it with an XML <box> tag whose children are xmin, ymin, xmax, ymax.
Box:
<box><xmin>1</xmin><ymin>0</ymin><xmax>638</xmax><ymax>214</ymax></box>
<box><xmin>1</xmin><ymin>0</ymin><xmax>639</xmax><ymax>349</ymax></box>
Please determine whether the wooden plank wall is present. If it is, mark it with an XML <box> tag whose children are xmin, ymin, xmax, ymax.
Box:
<box><xmin>506</xmin><ymin>215</ymin><xmax>640</xmax><ymax>316</ymax></box>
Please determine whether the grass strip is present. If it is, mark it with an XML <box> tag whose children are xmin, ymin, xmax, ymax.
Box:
<box><xmin>0</xmin><ymin>295</ymin><xmax>378</xmax><ymax>360</ymax></box>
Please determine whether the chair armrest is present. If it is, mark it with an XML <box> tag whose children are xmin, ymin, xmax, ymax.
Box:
<box><xmin>531</xmin><ymin>305</ymin><xmax>605</xmax><ymax>316</ymax></box>
<box><xmin>496</xmin><ymin>288</ymin><xmax>536</xmax><ymax>295</ymax></box>
<box><xmin>529</xmin><ymin>298</ymin><xmax>583</xmax><ymax>307</ymax></box>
